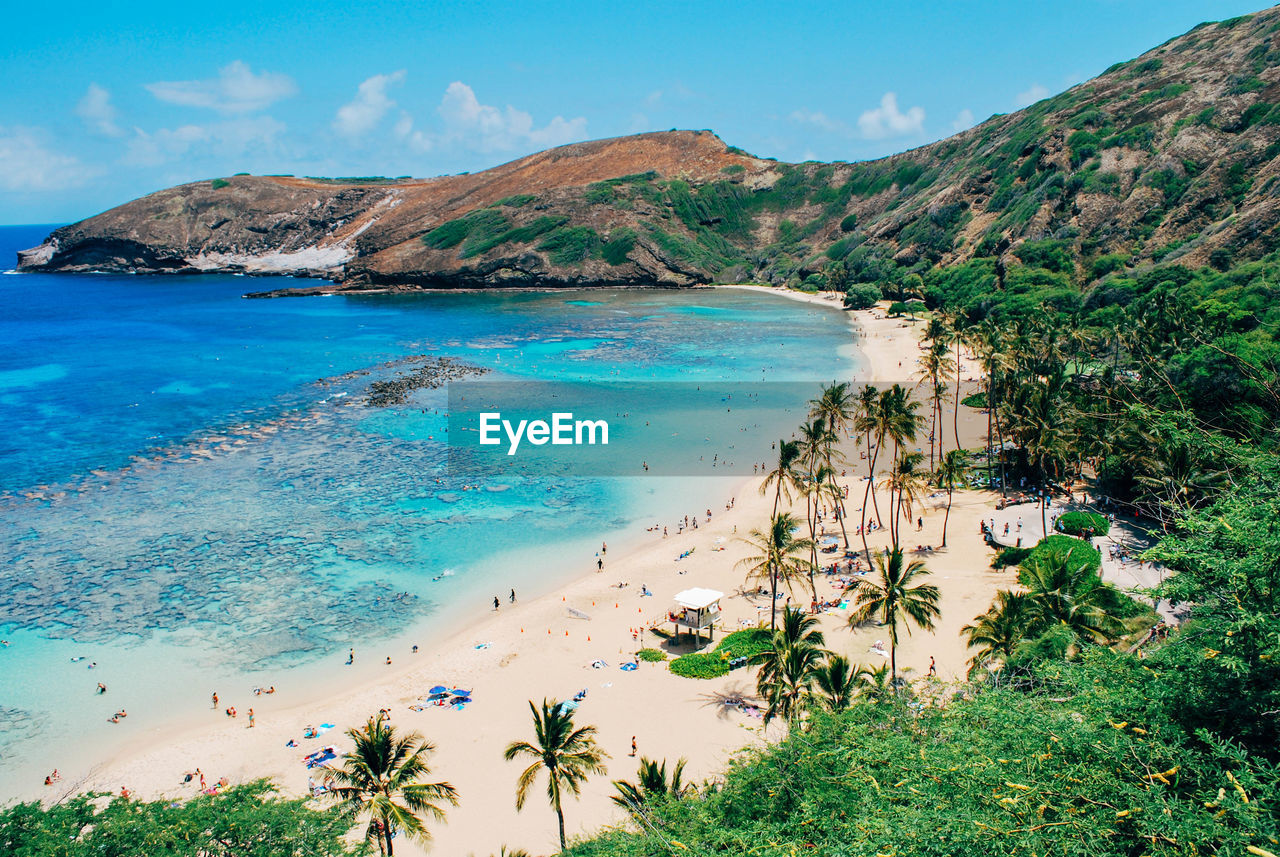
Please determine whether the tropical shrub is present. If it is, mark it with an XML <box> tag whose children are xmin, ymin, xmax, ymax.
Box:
<box><xmin>1055</xmin><ymin>510</ymin><xmax>1111</xmax><ymax>536</ymax></box>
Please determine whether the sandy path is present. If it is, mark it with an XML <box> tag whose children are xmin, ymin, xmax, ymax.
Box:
<box><xmin>69</xmin><ymin>293</ymin><xmax>1010</xmax><ymax>856</ymax></box>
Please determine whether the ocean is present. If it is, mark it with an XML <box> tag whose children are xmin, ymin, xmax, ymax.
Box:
<box><xmin>0</xmin><ymin>224</ymin><xmax>859</xmax><ymax>796</ymax></box>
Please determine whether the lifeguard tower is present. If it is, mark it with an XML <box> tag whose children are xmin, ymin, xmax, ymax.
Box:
<box><xmin>669</xmin><ymin>588</ymin><xmax>723</xmax><ymax>645</ymax></box>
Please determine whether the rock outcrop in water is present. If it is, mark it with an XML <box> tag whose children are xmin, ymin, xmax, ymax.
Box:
<box><xmin>17</xmin><ymin>8</ymin><xmax>1280</xmax><ymax>292</ymax></box>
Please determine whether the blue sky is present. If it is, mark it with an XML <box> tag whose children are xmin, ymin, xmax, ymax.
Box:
<box><xmin>0</xmin><ymin>0</ymin><xmax>1264</xmax><ymax>224</ymax></box>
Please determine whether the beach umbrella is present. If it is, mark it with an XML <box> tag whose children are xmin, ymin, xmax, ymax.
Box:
<box><xmin>428</xmin><ymin>685</ymin><xmax>447</xmax><ymax>694</ymax></box>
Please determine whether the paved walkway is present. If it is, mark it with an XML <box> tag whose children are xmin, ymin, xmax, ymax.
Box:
<box><xmin>983</xmin><ymin>497</ymin><xmax>1182</xmax><ymax>624</ymax></box>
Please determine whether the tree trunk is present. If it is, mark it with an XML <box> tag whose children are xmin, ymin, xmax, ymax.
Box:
<box><xmin>834</xmin><ymin>475</ymin><xmax>851</xmax><ymax>549</ymax></box>
<box><xmin>942</xmin><ymin>485</ymin><xmax>952</xmax><ymax>547</ymax></box>
<box><xmin>1041</xmin><ymin>493</ymin><xmax>1048</xmax><ymax>542</ymax></box>
<box><xmin>386</xmin><ymin>825</ymin><xmax>395</xmax><ymax>857</ymax></box>
<box><xmin>861</xmin><ymin>440</ymin><xmax>880</xmax><ymax>564</ymax></box>
<box><xmin>556</xmin><ymin>803</ymin><xmax>567</xmax><ymax>852</ymax></box>
<box><xmin>953</xmin><ymin>342</ymin><xmax>963</xmax><ymax>454</ymax></box>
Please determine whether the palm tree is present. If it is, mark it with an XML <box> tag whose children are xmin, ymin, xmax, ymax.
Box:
<box><xmin>503</xmin><ymin>699</ymin><xmax>609</xmax><ymax>852</ymax></box>
<box><xmin>751</xmin><ymin>607</ymin><xmax>829</xmax><ymax>727</ymax></box>
<box><xmin>811</xmin><ymin>654</ymin><xmax>862</xmax><ymax>712</ymax></box>
<box><xmin>1021</xmin><ymin>550</ymin><xmax>1122</xmax><ymax>644</ymax></box>
<box><xmin>798</xmin><ymin>418</ymin><xmax>838</xmax><ymax>585</ymax></box>
<box><xmin>934</xmin><ymin>449</ymin><xmax>970</xmax><ymax>548</ymax></box>
<box><xmin>736</xmin><ymin>513</ymin><xmax>814</xmax><ymax>630</ymax></box>
<box><xmin>920</xmin><ymin>320</ymin><xmax>949</xmax><ymax>469</ymax></box>
<box><xmin>610</xmin><ymin>757</ymin><xmax>691</xmax><ymax>820</ymax></box>
<box><xmin>810</xmin><ymin>382</ymin><xmax>857</xmax><ymax>547</ymax></box>
<box><xmin>948</xmin><ymin>313</ymin><xmax>967</xmax><ymax>456</ymax></box>
<box><xmin>854</xmin><ymin>385</ymin><xmax>884</xmax><ymax>562</ymax></box>
<box><xmin>760</xmin><ymin>439</ymin><xmax>802</xmax><ymax>519</ymax></box>
<box><xmin>962</xmin><ymin>590</ymin><xmax>1033</xmax><ymax>673</ymax></box>
<box><xmin>325</xmin><ymin>714</ymin><xmax>458</xmax><ymax>856</ymax></box>
<box><xmin>882</xmin><ymin>450</ymin><xmax>928</xmax><ymax>550</ymax></box>
<box><xmin>856</xmin><ymin>662</ymin><xmax>895</xmax><ymax>702</ymax></box>
<box><xmin>846</xmin><ymin>549</ymin><xmax>941</xmax><ymax>684</ymax></box>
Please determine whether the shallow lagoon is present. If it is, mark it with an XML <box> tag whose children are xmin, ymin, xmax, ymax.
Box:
<box><xmin>0</xmin><ymin>225</ymin><xmax>858</xmax><ymax>795</ymax></box>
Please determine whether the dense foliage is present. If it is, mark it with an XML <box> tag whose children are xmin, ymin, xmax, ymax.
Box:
<box><xmin>668</xmin><ymin>629</ymin><xmax>772</xmax><ymax>679</ymax></box>
<box><xmin>0</xmin><ymin>780</ymin><xmax>363</xmax><ymax>857</ymax></box>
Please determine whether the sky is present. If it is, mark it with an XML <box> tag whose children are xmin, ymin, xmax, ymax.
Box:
<box><xmin>0</xmin><ymin>0</ymin><xmax>1266</xmax><ymax>225</ymax></box>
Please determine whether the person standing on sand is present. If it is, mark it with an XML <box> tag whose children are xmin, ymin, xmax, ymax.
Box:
<box><xmin>928</xmin><ymin>657</ymin><xmax>937</xmax><ymax>677</ymax></box>
<box><xmin>347</xmin><ymin>648</ymin><xmax>354</xmax><ymax>665</ymax></box>
<box><xmin>248</xmin><ymin>708</ymin><xmax>255</xmax><ymax>728</ymax></box>
<box><xmin>493</xmin><ymin>596</ymin><xmax>500</xmax><ymax>610</ymax></box>
<box><xmin>631</xmin><ymin>736</ymin><xmax>637</xmax><ymax>757</ymax></box>
<box><xmin>597</xmin><ymin>557</ymin><xmax>603</xmax><ymax>571</ymax></box>
<box><xmin>510</xmin><ymin>588</ymin><xmax>516</xmax><ymax>603</ymax></box>
<box><xmin>211</xmin><ymin>692</ymin><xmax>218</xmax><ymax>709</ymax></box>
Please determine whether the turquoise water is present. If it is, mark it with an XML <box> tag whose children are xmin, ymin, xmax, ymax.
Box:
<box><xmin>0</xmin><ymin>225</ymin><xmax>858</xmax><ymax>796</ymax></box>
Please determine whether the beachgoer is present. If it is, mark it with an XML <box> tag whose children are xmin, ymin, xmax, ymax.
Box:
<box><xmin>597</xmin><ymin>557</ymin><xmax>603</xmax><ymax>571</ymax></box>
<box><xmin>928</xmin><ymin>657</ymin><xmax>937</xmax><ymax>677</ymax></box>
<box><xmin>412</xmin><ymin>645</ymin><xmax>419</xmax><ymax>654</ymax></box>
<box><xmin>97</xmin><ymin>683</ymin><xmax>106</xmax><ymax>694</ymax></box>
<box><xmin>248</xmin><ymin>709</ymin><xmax>255</xmax><ymax>728</ymax></box>
<box><xmin>347</xmin><ymin>649</ymin><xmax>354</xmax><ymax>665</ymax></box>
<box><xmin>602</xmin><ymin>542</ymin><xmax>607</xmax><ymax>555</ymax></box>
<box><xmin>212</xmin><ymin>692</ymin><xmax>218</xmax><ymax>708</ymax></box>
<box><xmin>385</xmin><ymin>656</ymin><xmax>392</xmax><ymax>665</ymax></box>
<box><xmin>630</xmin><ymin>736</ymin><xmax>637</xmax><ymax>757</ymax></box>
<box><xmin>493</xmin><ymin>596</ymin><xmax>500</xmax><ymax>610</ymax></box>
<box><xmin>510</xmin><ymin>588</ymin><xmax>516</xmax><ymax>603</ymax></box>
<box><xmin>120</xmin><ymin>786</ymin><xmax>130</xmax><ymax>799</ymax></box>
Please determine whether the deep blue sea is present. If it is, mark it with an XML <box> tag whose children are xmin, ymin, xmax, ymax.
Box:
<box><xmin>0</xmin><ymin>224</ymin><xmax>858</xmax><ymax>795</ymax></box>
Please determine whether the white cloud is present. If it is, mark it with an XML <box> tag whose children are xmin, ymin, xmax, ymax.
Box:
<box><xmin>789</xmin><ymin>109</ymin><xmax>846</xmax><ymax>134</ymax></box>
<box><xmin>77</xmin><ymin>83</ymin><xmax>122</xmax><ymax>136</ymax></box>
<box><xmin>333</xmin><ymin>71</ymin><xmax>406</xmax><ymax>138</ymax></box>
<box><xmin>951</xmin><ymin>108</ymin><xmax>976</xmax><ymax>132</ymax></box>
<box><xmin>434</xmin><ymin>81</ymin><xmax>586</xmax><ymax>152</ymax></box>
<box><xmin>145</xmin><ymin>61</ymin><xmax>297</xmax><ymax>114</ymax></box>
<box><xmin>393</xmin><ymin>110</ymin><xmax>432</xmax><ymax>153</ymax></box>
<box><xmin>124</xmin><ymin>116</ymin><xmax>287</xmax><ymax>167</ymax></box>
<box><xmin>857</xmin><ymin>92</ymin><xmax>925</xmax><ymax>139</ymax></box>
<box><xmin>1014</xmin><ymin>83</ymin><xmax>1050</xmax><ymax>108</ymax></box>
<box><xmin>0</xmin><ymin>126</ymin><xmax>98</xmax><ymax>191</ymax></box>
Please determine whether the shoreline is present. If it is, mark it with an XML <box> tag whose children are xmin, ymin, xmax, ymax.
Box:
<box><xmin>16</xmin><ymin>290</ymin><xmax>1010</xmax><ymax>856</ymax></box>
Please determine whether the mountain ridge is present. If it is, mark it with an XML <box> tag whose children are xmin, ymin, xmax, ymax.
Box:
<box><xmin>18</xmin><ymin>6</ymin><xmax>1280</xmax><ymax>294</ymax></box>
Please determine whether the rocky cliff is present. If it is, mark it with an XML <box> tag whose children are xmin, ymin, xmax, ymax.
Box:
<box><xmin>19</xmin><ymin>7</ymin><xmax>1280</xmax><ymax>293</ymax></box>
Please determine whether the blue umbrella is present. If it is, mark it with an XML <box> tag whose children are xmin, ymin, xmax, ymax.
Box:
<box><xmin>428</xmin><ymin>685</ymin><xmax>447</xmax><ymax>694</ymax></box>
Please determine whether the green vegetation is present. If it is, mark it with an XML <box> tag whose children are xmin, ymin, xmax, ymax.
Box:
<box><xmin>842</xmin><ymin>283</ymin><xmax>881</xmax><ymax>309</ymax></box>
<box><xmin>492</xmin><ymin>194</ymin><xmax>537</xmax><ymax>208</ymax></box>
<box><xmin>600</xmin><ymin>228</ymin><xmax>636</xmax><ymax>266</ymax></box>
<box><xmin>0</xmin><ymin>781</ymin><xmax>360</xmax><ymax>856</ymax></box>
<box><xmin>539</xmin><ymin>226</ymin><xmax>601</xmax><ymax>265</ymax></box>
<box><xmin>210</xmin><ymin>178</ymin><xmax>230</xmax><ymax>189</ymax></box>
<box><xmin>636</xmin><ymin>647</ymin><xmax>666</xmax><ymax>662</ymax></box>
<box><xmin>1055</xmin><ymin>510</ymin><xmax>1111</xmax><ymax>536</ymax></box>
<box><xmin>668</xmin><ymin>628</ymin><xmax>772</xmax><ymax>679</ymax></box>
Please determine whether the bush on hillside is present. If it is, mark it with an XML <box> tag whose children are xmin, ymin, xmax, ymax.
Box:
<box><xmin>843</xmin><ymin>283</ymin><xmax>882</xmax><ymax>309</ymax></box>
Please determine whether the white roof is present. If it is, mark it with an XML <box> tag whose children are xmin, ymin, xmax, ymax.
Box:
<box><xmin>674</xmin><ymin>588</ymin><xmax>724</xmax><ymax>610</ymax></box>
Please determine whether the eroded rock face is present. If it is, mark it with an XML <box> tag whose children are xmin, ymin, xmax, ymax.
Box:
<box><xmin>18</xmin><ymin>10</ymin><xmax>1280</xmax><ymax>293</ymax></box>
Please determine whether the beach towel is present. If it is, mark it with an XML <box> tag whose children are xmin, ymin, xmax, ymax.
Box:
<box><xmin>620</xmin><ymin>662</ymin><xmax>638</xmax><ymax>671</ymax></box>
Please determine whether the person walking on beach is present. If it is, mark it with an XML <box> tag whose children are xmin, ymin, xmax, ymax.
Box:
<box><xmin>928</xmin><ymin>657</ymin><xmax>937</xmax><ymax>677</ymax></box>
<box><xmin>211</xmin><ymin>692</ymin><xmax>218</xmax><ymax>709</ymax></box>
<box><xmin>346</xmin><ymin>649</ymin><xmax>354</xmax><ymax>665</ymax></box>
<box><xmin>493</xmin><ymin>596</ymin><xmax>500</xmax><ymax>610</ymax></box>
<box><xmin>597</xmin><ymin>557</ymin><xmax>603</xmax><ymax>571</ymax></box>
<box><xmin>510</xmin><ymin>588</ymin><xmax>516</xmax><ymax>603</ymax></box>
<box><xmin>248</xmin><ymin>708</ymin><xmax>255</xmax><ymax>728</ymax></box>
<box><xmin>630</xmin><ymin>736</ymin><xmax>637</xmax><ymax>757</ymax></box>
